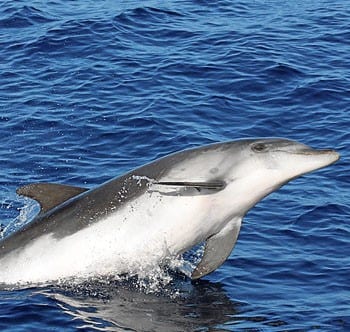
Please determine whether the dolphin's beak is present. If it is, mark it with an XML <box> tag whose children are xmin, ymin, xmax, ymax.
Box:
<box><xmin>287</xmin><ymin>147</ymin><xmax>340</xmax><ymax>176</ymax></box>
<box><xmin>275</xmin><ymin>144</ymin><xmax>340</xmax><ymax>182</ymax></box>
<box><xmin>298</xmin><ymin>148</ymin><xmax>340</xmax><ymax>165</ymax></box>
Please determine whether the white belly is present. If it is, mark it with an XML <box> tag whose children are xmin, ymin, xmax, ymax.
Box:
<box><xmin>0</xmin><ymin>190</ymin><xmax>228</xmax><ymax>285</ymax></box>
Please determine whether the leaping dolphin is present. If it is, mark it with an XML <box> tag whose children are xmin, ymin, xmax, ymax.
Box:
<box><xmin>0</xmin><ymin>138</ymin><xmax>339</xmax><ymax>285</ymax></box>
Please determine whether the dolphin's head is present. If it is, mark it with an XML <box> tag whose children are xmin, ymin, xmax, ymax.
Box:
<box><xmin>230</xmin><ymin>138</ymin><xmax>339</xmax><ymax>184</ymax></box>
<box><xmin>228</xmin><ymin>137</ymin><xmax>338</xmax><ymax>174</ymax></box>
<box><xmin>212</xmin><ymin>138</ymin><xmax>340</xmax><ymax>210</ymax></box>
<box><xmin>155</xmin><ymin>138</ymin><xmax>339</xmax><ymax>212</ymax></box>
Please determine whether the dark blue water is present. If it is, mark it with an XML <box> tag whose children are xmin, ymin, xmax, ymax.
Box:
<box><xmin>1</xmin><ymin>1</ymin><xmax>349</xmax><ymax>331</ymax></box>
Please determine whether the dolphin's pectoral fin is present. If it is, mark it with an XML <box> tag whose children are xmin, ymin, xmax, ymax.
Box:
<box><xmin>191</xmin><ymin>217</ymin><xmax>242</xmax><ymax>280</ymax></box>
<box><xmin>16</xmin><ymin>183</ymin><xmax>89</xmax><ymax>213</ymax></box>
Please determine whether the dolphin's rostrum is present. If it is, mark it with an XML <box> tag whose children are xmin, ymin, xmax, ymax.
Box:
<box><xmin>0</xmin><ymin>138</ymin><xmax>339</xmax><ymax>285</ymax></box>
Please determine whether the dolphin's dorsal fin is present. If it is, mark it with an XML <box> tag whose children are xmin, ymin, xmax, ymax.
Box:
<box><xmin>16</xmin><ymin>183</ymin><xmax>89</xmax><ymax>214</ymax></box>
<box><xmin>191</xmin><ymin>217</ymin><xmax>242</xmax><ymax>279</ymax></box>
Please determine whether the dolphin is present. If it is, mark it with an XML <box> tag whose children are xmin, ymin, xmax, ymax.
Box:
<box><xmin>0</xmin><ymin>138</ymin><xmax>339</xmax><ymax>285</ymax></box>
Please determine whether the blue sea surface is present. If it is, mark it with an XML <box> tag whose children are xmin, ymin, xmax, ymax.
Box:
<box><xmin>0</xmin><ymin>0</ymin><xmax>349</xmax><ymax>331</ymax></box>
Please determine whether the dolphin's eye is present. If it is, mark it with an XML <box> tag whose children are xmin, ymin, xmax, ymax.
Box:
<box><xmin>251</xmin><ymin>143</ymin><xmax>268</xmax><ymax>153</ymax></box>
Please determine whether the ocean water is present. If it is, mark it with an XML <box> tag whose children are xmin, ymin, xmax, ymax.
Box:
<box><xmin>0</xmin><ymin>0</ymin><xmax>349</xmax><ymax>331</ymax></box>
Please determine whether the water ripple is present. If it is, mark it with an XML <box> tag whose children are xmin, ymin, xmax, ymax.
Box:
<box><xmin>0</xmin><ymin>0</ymin><xmax>349</xmax><ymax>331</ymax></box>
